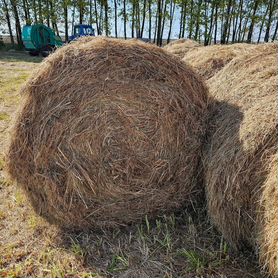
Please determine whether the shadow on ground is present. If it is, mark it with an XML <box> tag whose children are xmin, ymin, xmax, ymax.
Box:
<box><xmin>0</xmin><ymin>50</ymin><xmax>43</xmax><ymax>63</ymax></box>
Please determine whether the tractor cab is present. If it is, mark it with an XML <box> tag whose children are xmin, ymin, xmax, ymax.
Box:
<box><xmin>69</xmin><ymin>24</ymin><xmax>95</xmax><ymax>41</ymax></box>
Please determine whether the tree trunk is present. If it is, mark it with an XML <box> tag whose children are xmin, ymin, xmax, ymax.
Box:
<box><xmin>64</xmin><ymin>0</ymin><xmax>68</xmax><ymax>41</ymax></box>
<box><xmin>257</xmin><ymin>3</ymin><xmax>269</xmax><ymax>43</ymax></box>
<box><xmin>136</xmin><ymin>1</ymin><xmax>141</xmax><ymax>38</ymax></box>
<box><xmin>226</xmin><ymin>3</ymin><xmax>234</xmax><ymax>43</ymax></box>
<box><xmin>148</xmin><ymin>0</ymin><xmax>152</xmax><ymax>40</ymax></box>
<box><xmin>160</xmin><ymin>0</ymin><xmax>168</xmax><ymax>43</ymax></box>
<box><xmin>264</xmin><ymin>0</ymin><xmax>276</xmax><ymax>42</ymax></box>
<box><xmin>32</xmin><ymin>0</ymin><xmax>38</xmax><ymax>23</ymax></box>
<box><xmin>206</xmin><ymin>2</ymin><xmax>215</xmax><ymax>45</ymax></box>
<box><xmin>181</xmin><ymin>1</ymin><xmax>187</xmax><ymax>38</ymax></box>
<box><xmin>153</xmin><ymin>2</ymin><xmax>158</xmax><ymax>43</ymax></box>
<box><xmin>204</xmin><ymin>0</ymin><xmax>209</xmax><ymax>45</ymax></box>
<box><xmin>78</xmin><ymin>0</ymin><xmax>83</xmax><ymax>24</ymax></box>
<box><xmin>89</xmin><ymin>0</ymin><xmax>93</xmax><ymax>24</ymax></box>
<box><xmin>49</xmin><ymin>0</ymin><xmax>59</xmax><ymax>36</ymax></box>
<box><xmin>188</xmin><ymin>0</ymin><xmax>194</xmax><ymax>39</ymax></box>
<box><xmin>114</xmin><ymin>0</ymin><xmax>118</xmax><ymax>37</ymax></box>
<box><xmin>104</xmin><ymin>0</ymin><xmax>109</xmax><ymax>36</ymax></box>
<box><xmin>232</xmin><ymin>0</ymin><xmax>242</xmax><ymax>43</ymax></box>
<box><xmin>179</xmin><ymin>1</ymin><xmax>184</xmax><ymax>38</ymax></box>
<box><xmin>194</xmin><ymin>0</ymin><xmax>202</xmax><ymax>41</ymax></box>
<box><xmin>247</xmin><ymin>0</ymin><xmax>260</xmax><ymax>42</ymax></box>
<box><xmin>3</xmin><ymin>0</ymin><xmax>15</xmax><ymax>46</ymax></box>
<box><xmin>131</xmin><ymin>1</ymin><xmax>135</xmax><ymax>38</ymax></box>
<box><xmin>99</xmin><ymin>3</ymin><xmax>104</xmax><ymax>35</ymax></box>
<box><xmin>272</xmin><ymin>20</ymin><xmax>278</xmax><ymax>41</ymax></box>
<box><xmin>140</xmin><ymin>0</ymin><xmax>147</xmax><ymax>38</ymax></box>
<box><xmin>10</xmin><ymin>0</ymin><xmax>23</xmax><ymax>47</ymax></box>
<box><xmin>156</xmin><ymin>0</ymin><xmax>162</xmax><ymax>46</ymax></box>
<box><xmin>94</xmin><ymin>0</ymin><xmax>100</xmax><ymax>35</ymax></box>
<box><xmin>38</xmin><ymin>0</ymin><xmax>42</xmax><ymax>23</ymax></box>
<box><xmin>237</xmin><ymin>0</ymin><xmax>244</xmax><ymax>41</ymax></box>
<box><xmin>221</xmin><ymin>0</ymin><xmax>232</xmax><ymax>44</ymax></box>
<box><xmin>167</xmin><ymin>0</ymin><xmax>175</xmax><ymax>43</ymax></box>
<box><xmin>214</xmin><ymin>3</ymin><xmax>218</xmax><ymax>44</ymax></box>
<box><xmin>46</xmin><ymin>0</ymin><xmax>50</xmax><ymax>27</ymax></box>
<box><xmin>123</xmin><ymin>0</ymin><xmax>127</xmax><ymax>39</ymax></box>
<box><xmin>22</xmin><ymin>0</ymin><xmax>30</xmax><ymax>24</ymax></box>
<box><xmin>241</xmin><ymin>5</ymin><xmax>252</xmax><ymax>42</ymax></box>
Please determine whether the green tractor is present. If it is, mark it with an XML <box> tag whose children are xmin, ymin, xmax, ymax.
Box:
<box><xmin>22</xmin><ymin>24</ymin><xmax>63</xmax><ymax>56</ymax></box>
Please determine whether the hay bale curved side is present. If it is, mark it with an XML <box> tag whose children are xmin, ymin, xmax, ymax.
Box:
<box><xmin>258</xmin><ymin>155</ymin><xmax>278</xmax><ymax>277</ymax></box>
<box><xmin>182</xmin><ymin>43</ymin><xmax>258</xmax><ymax>80</ymax></box>
<box><xmin>6</xmin><ymin>37</ymin><xmax>208</xmax><ymax>229</ymax></box>
<box><xmin>203</xmin><ymin>43</ymin><xmax>277</xmax><ymax>274</ymax></box>
<box><xmin>164</xmin><ymin>39</ymin><xmax>200</xmax><ymax>58</ymax></box>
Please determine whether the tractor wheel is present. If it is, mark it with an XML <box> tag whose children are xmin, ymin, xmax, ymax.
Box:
<box><xmin>29</xmin><ymin>51</ymin><xmax>40</xmax><ymax>56</ymax></box>
<box><xmin>41</xmin><ymin>50</ymin><xmax>50</xmax><ymax>57</ymax></box>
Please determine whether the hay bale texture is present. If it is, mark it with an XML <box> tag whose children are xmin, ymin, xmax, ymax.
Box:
<box><xmin>204</xmin><ymin>43</ymin><xmax>277</xmax><ymax>275</ymax></box>
<box><xmin>258</xmin><ymin>155</ymin><xmax>278</xmax><ymax>277</ymax></box>
<box><xmin>6</xmin><ymin>37</ymin><xmax>208</xmax><ymax>229</ymax></box>
<box><xmin>163</xmin><ymin>39</ymin><xmax>200</xmax><ymax>58</ymax></box>
<box><xmin>182</xmin><ymin>43</ymin><xmax>257</xmax><ymax>80</ymax></box>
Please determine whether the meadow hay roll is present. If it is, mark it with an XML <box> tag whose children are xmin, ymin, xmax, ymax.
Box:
<box><xmin>183</xmin><ymin>43</ymin><xmax>257</xmax><ymax>80</ymax></box>
<box><xmin>164</xmin><ymin>39</ymin><xmax>200</xmax><ymax>58</ymax></box>
<box><xmin>204</xmin><ymin>43</ymin><xmax>277</xmax><ymax>275</ymax></box>
<box><xmin>6</xmin><ymin>37</ymin><xmax>208</xmax><ymax>229</ymax></box>
<box><xmin>258</xmin><ymin>155</ymin><xmax>278</xmax><ymax>277</ymax></box>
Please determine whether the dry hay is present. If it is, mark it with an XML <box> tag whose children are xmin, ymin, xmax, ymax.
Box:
<box><xmin>164</xmin><ymin>39</ymin><xmax>200</xmax><ymax>58</ymax></box>
<box><xmin>6</xmin><ymin>37</ymin><xmax>208</xmax><ymax>230</ymax></box>
<box><xmin>183</xmin><ymin>43</ymin><xmax>258</xmax><ymax>80</ymax></box>
<box><xmin>258</xmin><ymin>155</ymin><xmax>278</xmax><ymax>277</ymax></box>
<box><xmin>204</xmin><ymin>43</ymin><xmax>277</xmax><ymax>275</ymax></box>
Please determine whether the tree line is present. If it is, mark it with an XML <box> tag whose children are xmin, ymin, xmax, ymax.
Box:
<box><xmin>0</xmin><ymin>0</ymin><xmax>277</xmax><ymax>48</ymax></box>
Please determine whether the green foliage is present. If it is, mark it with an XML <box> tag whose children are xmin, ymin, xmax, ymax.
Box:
<box><xmin>0</xmin><ymin>0</ymin><xmax>276</xmax><ymax>45</ymax></box>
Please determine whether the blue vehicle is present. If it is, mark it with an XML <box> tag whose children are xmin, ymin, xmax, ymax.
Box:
<box><xmin>69</xmin><ymin>24</ymin><xmax>95</xmax><ymax>41</ymax></box>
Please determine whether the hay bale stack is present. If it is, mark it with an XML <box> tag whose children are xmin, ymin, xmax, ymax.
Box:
<box><xmin>204</xmin><ymin>43</ymin><xmax>277</xmax><ymax>275</ymax></box>
<box><xmin>183</xmin><ymin>43</ymin><xmax>257</xmax><ymax>80</ymax></box>
<box><xmin>164</xmin><ymin>39</ymin><xmax>200</xmax><ymax>58</ymax></box>
<box><xmin>6</xmin><ymin>37</ymin><xmax>208</xmax><ymax>230</ymax></box>
<box><xmin>258</xmin><ymin>155</ymin><xmax>278</xmax><ymax>277</ymax></box>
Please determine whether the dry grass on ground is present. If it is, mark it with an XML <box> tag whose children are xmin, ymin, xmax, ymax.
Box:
<box><xmin>0</xmin><ymin>51</ymin><xmax>262</xmax><ymax>278</ymax></box>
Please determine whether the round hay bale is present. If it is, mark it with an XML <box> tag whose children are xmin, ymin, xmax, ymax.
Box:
<box><xmin>165</xmin><ymin>38</ymin><xmax>194</xmax><ymax>47</ymax></box>
<box><xmin>258</xmin><ymin>155</ymin><xmax>278</xmax><ymax>277</ymax></box>
<box><xmin>164</xmin><ymin>39</ymin><xmax>200</xmax><ymax>58</ymax></box>
<box><xmin>203</xmin><ymin>43</ymin><xmax>277</xmax><ymax>275</ymax></box>
<box><xmin>182</xmin><ymin>43</ymin><xmax>258</xmax><ymax>80</ymax></box>
<box><xmin>6</xmin><ymin>37</ymin><xmax>208</xmax><ymax>229</ymax></box>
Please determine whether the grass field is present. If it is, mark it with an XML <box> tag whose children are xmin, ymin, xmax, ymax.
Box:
<box><xmin>0</xmin><ymin>51</ymin><xmax>263</xmax><ymax>278</ymax></box>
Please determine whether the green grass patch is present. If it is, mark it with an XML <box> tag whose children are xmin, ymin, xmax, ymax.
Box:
<box><xmin>0</xmin><ymin>113</ymin><xmax>9</xmax><ymax>121</ymax></box>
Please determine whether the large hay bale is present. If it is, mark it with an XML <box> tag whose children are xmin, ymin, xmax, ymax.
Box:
<box><xmin>6</xmin><ymin>37</ymin><xmax>208</xmax><ymax>229</ymax></box>
<box><xmin>164</xmin><ymin>39</ymin><xmax>200</xmax><ymax>58</ymax></box>
<box><xmin>182</xmin><ymin>43</ymin><xmax>257</xmax><ymax>80</ymax></box>
<box><xmin>204</xmin><ymin>43</ymin><xmax>277</xmax><ymax>275</ymax></box>
<box><xmin>258</xmin><ymin>155</ymin><xmax>278</xmax><ymax>277</ymax></box>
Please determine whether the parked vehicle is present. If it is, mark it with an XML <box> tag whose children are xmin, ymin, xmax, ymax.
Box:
<box><xmin>69</xmin><ymin>24</ymin><xmax>95</xmax><ymax>41</ymax></box>
<box><xmin>22</xmin><ymin>24</ymin><xmax>63</xmax><ymax>56</ymax></box>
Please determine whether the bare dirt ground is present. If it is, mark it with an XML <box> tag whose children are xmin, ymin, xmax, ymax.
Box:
<box><xmin>0</xmin><ymin>51</ymin><xmax>263</xmax><ymax>278</ymax></box>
